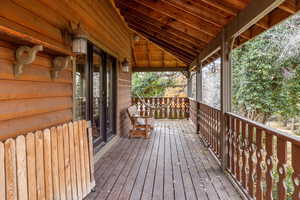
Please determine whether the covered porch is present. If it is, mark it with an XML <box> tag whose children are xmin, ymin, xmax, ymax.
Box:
<box><xmin>86</xmin><ymin>120</ymin><xmax>241</xmax><ymax>200</ymax></box>
<box><xmin>0</xmin><ymin>0</ymin><xmax>300</xmax><ymax>200</ymax></box>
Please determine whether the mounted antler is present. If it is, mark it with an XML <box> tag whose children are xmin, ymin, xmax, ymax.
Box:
<box><xmin>14</xmin><ymin>45</ymin><xmax>43</xmax><ymax>77</ymax></box>
<box><xmin>51</xmin><ymin>56</ymin><xmax>74</xmax><ymax>79</ymax></box>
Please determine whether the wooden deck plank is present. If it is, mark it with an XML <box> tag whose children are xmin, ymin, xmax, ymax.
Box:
<box><xmin>172</xmin><ymin>122</ymin><xmax>197</xmax><ymax>200</ymax></box>
<box><xmin>118</xmin><ymin>135</ymin><xmax>151</xmax><ymax>200</ymax></box>
<box><xmin>140</xmin><ymin>121</ymin><xmax>161</xmax><ymax>200</ymax></box>
<box><xmin>152</xmin><ymin>121</ymin><xmax>165</xmax><ymax>200</ymax></box>
<box><xmin>182</xmin><ymin>121</ymin><xmax>241</xmax><ymax>200</ymax></box>
<box><xmin>94</xmin><ymin>139</ymin><xmax>142</xmax><ymax>199</ymax></box>
<box><xmin>163</xmin><ymin>122</ymin><xmax>174</xmax><ymax>200</ymax></box>
<box><xmin>177</xmin><ymin>121</ymin><xmax>209</xmax><ymax>200</ymax></box>
<box><xmin>169</xmin><ymin>122</ymin><xmax>186</xmax><ymax>200</ymax></box>
<box><xmin>129</xmin><ymin>122</ymin><xmax>158</xmax><ymax>200</ymax></box>
<box><xmin>86</xmin><ymin>120</ymin><xmax>242</xmax><ymax>200</ymax></box>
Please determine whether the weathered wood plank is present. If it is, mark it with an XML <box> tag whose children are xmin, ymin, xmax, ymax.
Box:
<box><xmin>5</xmin><ymin>139</ymin><xmax>17</xmax><ymax>200</ymax></box>
<box><xmin>63</xmin><ymin>123</ymin><xmax>72</xmax><ymax>200</ymax></box>
<box><xmin>73</xmin><ymin>121</ymin><xmax>83</xmax><ymax>199</ymax></box>
<box><xmin>16</xmin><ymin>135</ymin><xmax>28</xmax><ymax>200</ymax></box>
<box><xmin>0</xmin><ymin>142</ymin><xmax>5</xmax><ymax>200</ymax></box>
<box><xmin>44</xmin><ymin>129</ymin><xmax>53</xmax><ymax>200</ymax></box>
<box><xmin>82</xmin><ymin>121</ymin><xmax>91</xmax><ymax>194</ymax></box>
<box><xmin>78</xmin><ymin>121</ymin><xmax>87</xmax><ymax>197</ymax></box>
<box><xmin>51</xmin><ymin>127</ymin><xmax>60</xmax><ymax>200</ymax></box>
<box><xmin>68</xmin><ymin>122</ymin><xmax>78</xmax><ymax>200</ymax></box>
<box><xmin>36</xmin><ymin>130</ymin><xmax>46</xmax><ymax>200</ymax></box>
<box><xmin>140</xmin><ymin>122</ymin><xmax>161</xmax><ymax>200</ymax></box>
<box><xmin>57</xmin><ymin>126</ymin><xmax>66</xmax><ymax>200</ymax></box>
<box><xmin>26</xmin><ymin>133</ymin><xmax>37</xmax><ymax>200</ymax></box>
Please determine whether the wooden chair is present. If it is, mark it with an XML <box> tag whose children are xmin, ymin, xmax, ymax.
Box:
<box><xmin>127</xmin><ymin>105</ymin><xmax>154</xmax><ymax>138</ymax></box>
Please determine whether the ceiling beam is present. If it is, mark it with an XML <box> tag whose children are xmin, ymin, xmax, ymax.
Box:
<box><xmin>117</xmin><ymin>0</ymin><xmax>219</xmax><ymax>36</ymax></box>
<box><xmin>128</xmin><ymin>23</ymin><xmax>198</xmax><ymax>57</ymax></box>
<box><xmin>119</xmin><ymin>6</ymin><xmax>212</xmax><ymax>44</ymax></box>
<box><xmin>126</xmin><ymin>19</ymin><xmax>200</xmax><ymax>55</ymax></box>
<box><xmin>163</xmin><ymin>0</ymin><xmax>228</xmax><ymax>26</ymax></box>
<box><xmin>199</xmin><ymin>0</ymin><xmax>239</xmax><ymax>16</ymax></box>
<box><xmin>190</xmin><ymin>0</ymin><xmax>287</xmax><ymax>67</ymax></box>
<box><xmin>132</xmin><ymin>29</ymin><xmax>193</xmax><ymax>64</ymax></box>
<box><xmin>121</xmin><ymin>10</ymin><xmax>207</xmax><ymax>48</ymax></box>
<box><xmin>133</xmin><ymin>67</ymin><xmax>187</xmax><ymax>72</ymax></box>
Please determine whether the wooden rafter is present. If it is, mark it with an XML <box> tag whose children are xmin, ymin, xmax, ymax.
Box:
<box><xmin>127</xmin><ymin>21</ymin><xmax>199</xmax><ymax>55</ymax></box>
<box><xmin>129</xmin><ymin>26</ymin><xmax>193</xmax><ymax>64</ymax></box>
<box><xmin>122</xmin><ymin>12</ymin><xmax>205</xmax><ymax>48</ymax></box>
<box><xmin>116</xmin><ymin>0</ymin><xmax>218</xmax><ymax>37</ymax></box>
<box><xmin>119</xmin><ymin>6</ymin><xmax>211</xmax><ymax>45</ymax></box>
<box><xmin>128</xmin><ymin>23</ymin><xmax>198</xmax><ymax>57</ymax></box>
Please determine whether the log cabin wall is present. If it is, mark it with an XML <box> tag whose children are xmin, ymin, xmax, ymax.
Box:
<box><xmin>0</xmin><ymin>0</ymin><xmax>132</xmax><ymax>139</ymax></box>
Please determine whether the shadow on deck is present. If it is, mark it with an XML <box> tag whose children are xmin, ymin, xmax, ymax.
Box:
<box><xmin>86</xmin><ymin>120</ymin><xmax>242</xmax><ymax>200</ymax></box>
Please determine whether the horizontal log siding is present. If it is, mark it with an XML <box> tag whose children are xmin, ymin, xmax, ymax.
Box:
<box><xmin>0</xmin><ymin>41</ymin><xmax>72</xmax><ymax>140</ymax></box>
<box><xmin>0</xmin><ymin>0</ymin><xmax>132</xmax><ymax>138</ymax></box>
<box><xmin>117</xmin><ymin>72</ymin><xmax>132</xmax><ymax>137</ymax></box>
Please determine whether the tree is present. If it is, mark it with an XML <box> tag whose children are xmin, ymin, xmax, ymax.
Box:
<box><xmin>132</xmin><ymin>72</ymin><xmax>182</xmax><ymax>97</ymax></box>
<box><xmin>232</xmin><ymin>14</ymin><xmax>300</xmax><ymax>124</ymax></box>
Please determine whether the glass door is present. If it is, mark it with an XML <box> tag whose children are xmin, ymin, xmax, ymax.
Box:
<box><xmin>91</xmin><ymin>51</ymin><xmax>103</xmax><ymax>147</ymax></box>
<box><xmin>106</xmin><ymin>56</ymin><xmax>117</xmax><ymax>139</ymax></box>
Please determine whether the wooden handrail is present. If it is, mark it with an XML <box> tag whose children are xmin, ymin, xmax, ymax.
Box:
<box><xmin>193</xmin><ymin>101</ymin><xmax>300</xmax><ymax>200</ymax></box>
<box><xmin>131</xmin><ymin>97</ymin><xmax>190</xmax><ymax>119</ymax></box>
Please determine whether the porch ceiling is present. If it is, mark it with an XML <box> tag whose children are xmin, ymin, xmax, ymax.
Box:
<box><xmin>114</xmin><ymin>0</ymin><xmax>299</xmax><ymax>66</ymax></box>
<box><xmin>131</xmin><ymin>36</ymin><xmax>187</xmax><ymax>72</ymax></box>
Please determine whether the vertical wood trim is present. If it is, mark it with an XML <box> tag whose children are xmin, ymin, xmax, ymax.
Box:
<box><xmin>82</xmin><ymin>121</ymin><xmax>91</xmax><ymax>193</ymax></box>
<box><xmin>35</xmin><ymin>130</ymin><xmax>46</xmax><ymax>200</ymax></box>
<box><xmin>26</xmin><ymin>133</ymin><xmax>37</xmax><ymax>200</ymax></box>
<box><xmin>51</xmin><ymin>127</ymin><xmax>60</xmax><ymax>200</ymax></box>
<box><xmin>63</xmin><ymin>124</ymin><xmax>72</xmax><ymax>200</ymax></box>
<box><xmin>88</xmin><ymin>125</ymin><xmax>96</xmax><ymax>188</ymax></box>
<box><xmin>0</xmin><ymin>142</ymin><xmax>5</xmax><ymax>200</ymax></box>
<box><xmin>16</xmin><ymin>135</ymin><xmax>28</xmax><ymax>200</ymax></box>
<box><xmin>68</xmin><ymin>122</ymin><xmax>78</xmax><ymax>200</ymax></box>
<box><xmin>73</xmin><ymin>121</ymin><xmax>83</xmax><ymax>199</ymax></box>
<box><xmin>44</xmin><ymin>129</ymin><xmax>53</xmax><ymax>200</ymax></box>
<box><xmin>5</xmin><ymin>139</ymin><xmax>17</xmax><ymax>200</ymax></box>
<box><xmin>78</xmin><ymin>120</ymin><xmax>87</xmax><ymax>197</ymax></box>
<box><xmin>57</xmin><ymin>126</ymin><xmax>67</xmax><ymax>200</ymax></box>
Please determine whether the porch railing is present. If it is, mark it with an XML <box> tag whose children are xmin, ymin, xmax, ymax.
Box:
<box><xmin>131</xmin><ymin>97</ymin><xmax>190</xmax><ymax>119</ymax></box>
<box><xmin>190</xmin><ymin>99</ymin><xmax>300</xmax><ymax>200</ymax></box>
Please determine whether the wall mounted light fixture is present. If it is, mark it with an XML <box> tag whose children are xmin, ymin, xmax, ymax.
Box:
<box><xmin>72</xmin><ymin>25</ymin><xmax>88</xmax><ymax>55</ymax></box>
<box><xmin>121</xmin><ymin>58</ymin><xmax>130</xmax><ymax>73</ymax></box>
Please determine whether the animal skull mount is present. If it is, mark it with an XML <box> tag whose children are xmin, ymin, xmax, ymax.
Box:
<box><xmin>51</xmin><ymin>56</ymin><xmax>74</xmax><ymax>79</ymax></box>
<box><xmin>14</xmin><ymin>45</ymin><xmax>43</xmax><ymax>77</ymax></box>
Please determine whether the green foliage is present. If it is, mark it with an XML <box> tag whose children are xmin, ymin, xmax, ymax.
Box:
<box><xmin>132</xmin><ymin>72</ymin><xmax>177</xmax><ymax>97</ymax></box>
<box><xmin>232</xmin><ymin>14</ymin><xmax>300</xmax><ymax>123</ymax></box>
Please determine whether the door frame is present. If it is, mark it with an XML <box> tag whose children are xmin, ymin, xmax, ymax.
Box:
<box><xmin>86</xmin><ymin>42</ymin><xmax>117</xmax><ymax>151</ymax></box>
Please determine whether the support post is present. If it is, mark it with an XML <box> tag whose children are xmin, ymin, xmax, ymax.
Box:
<box><xmin>187</xmin><ymin>71</ymin><xmax>192</xmax><ymax>98</ymax></box>
<box><xmin>196</xmin><ymin>63</ymin><xmax>202</xmax><ymax>102</ymax></box>
<box><xmin>196</xmin><ymin>61</ymin><xmax>202</xmax><ymax>134</ymax></box>
<box><xmin>220</xmin><ymin>30</ymin><xmax>232</xmax><ymax>171</ymax></box>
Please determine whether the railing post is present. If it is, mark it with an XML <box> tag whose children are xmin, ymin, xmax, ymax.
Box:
<box><xmin>196</xmin><ymin>61</ymin><xmax>202</xmax><ymax>134</ymax></box>
<box><xmin>220</xmin><ymin>30</ymin><xmax>233</xmax><ymax>171</ymax></box>
<box><xmin>187</xmin><ymin>71</ymin><xmax>192</xmax><ymax>98</ymax></box>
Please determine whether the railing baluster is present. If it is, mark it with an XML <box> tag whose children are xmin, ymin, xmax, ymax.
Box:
<box><xmin>265</xmin><ymin>131</ymin><xmax>274</xmax><ymax>200</ymax></box>
<box><xmin>235</xmin><ymin>119</ymin><xmax>241</xmax><ymax>182</ymax></box>
<box><xmin>277</xmin><ymin>137</ymin><xmax>287</xmax><ymax>200</ymax></box>
<box><xmin>247</xmin><ymin>124</ymin><xmax>255</xmax><ymax>198</ymax></box>
<box><xmin>292</xmin><ymin>143</ymin><xmax>300</xmax><ymax>200</ymax></box>
<box><xmin>241</xmin><ymin>120</ymin><xmax>247</xmax><ymax>189</ymax></box>
<box><xmin>255</xmin><ymin>128</ymin><xmax>263</xmax><ymax>200</ymax></box>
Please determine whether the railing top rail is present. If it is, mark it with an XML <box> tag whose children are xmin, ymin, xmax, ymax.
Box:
<box><xmin>227</xmin><ymin>112</ymin><xmax>300</xmax><ymax>145</ymax></box>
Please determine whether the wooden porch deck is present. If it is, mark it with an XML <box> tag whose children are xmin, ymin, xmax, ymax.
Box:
<box><xmin>86</xmin><ymin>120</ymin><xmax>242</xmax><ymax>200</ymax></box>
